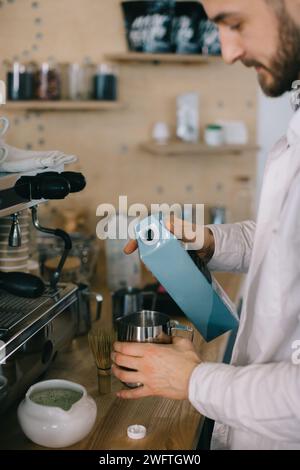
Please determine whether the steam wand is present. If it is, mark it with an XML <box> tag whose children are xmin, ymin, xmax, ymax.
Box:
<box><xmin>9</xmin><ymin>213</ymin><xmax>22</xmax><ymax>248</ymax></box>
<box><xmin>31</xmin><ymin>206</ymin><xmax>72</xmax><ymax>290</ymax></box>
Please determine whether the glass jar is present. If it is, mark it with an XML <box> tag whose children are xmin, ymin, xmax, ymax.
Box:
<box><xmin>7</xmin><ymin>62</ymin><xmax>34</xmax><ymax>101</ymax></box>
<box><xmin>64</xmin><ymin>63</ymin><xmax>94</xmax><ymax>100</ymax></box>
<box><xmin>34</xmin><ymin>61</ymin><xmax>61</xmax><ymax>100</ymax></box>
<box><xmin>93</xmin><ymin>64</ymin><xmax>118</xmax><ymax>101</ymax></box>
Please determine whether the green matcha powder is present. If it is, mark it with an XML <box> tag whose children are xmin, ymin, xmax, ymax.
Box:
<box><xmin>30</xmin><ymin>388</ymin><xmax>83</xmax><ymax>411</ymax></box>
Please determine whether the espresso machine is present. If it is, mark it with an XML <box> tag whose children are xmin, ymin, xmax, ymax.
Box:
<box><xmin>0</xmin><ymin>170</ymin><xmax>89</xmax><ymax>413</ymax></box>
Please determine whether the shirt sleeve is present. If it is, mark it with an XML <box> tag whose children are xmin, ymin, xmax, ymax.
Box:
<box><xmin>189</xmin><ymin>361</ymin><xmax>300</xmax><ymax>442</ymax></box>
<box><xmin>207</xmin><ymin>221</ymin><xmax>256</xmax><ymax>273</ymax></box>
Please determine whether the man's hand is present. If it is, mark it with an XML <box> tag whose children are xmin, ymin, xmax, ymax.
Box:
<box><xmin>124</xmin><ymin>215</ymin><xmax>215</xmax><ymax>263</ymax></box>
<box><xmin>111</xmin><ymin>337</ymin><xmax>201</xmax><ymax>400</ymax></box>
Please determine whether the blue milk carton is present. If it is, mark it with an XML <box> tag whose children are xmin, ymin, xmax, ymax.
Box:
<box><xmin>134</xmin><ymin>213</ymin><xmax>239</xmax><ymax>342</ymax></box>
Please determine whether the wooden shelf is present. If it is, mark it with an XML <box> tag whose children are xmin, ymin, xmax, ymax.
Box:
<box><xmin>140</xmin><ymin>141</ymin><xmax>258</xmax><ymax>156</ymax></box>
<box><xmin>4</xmin><ymin>101</ymin><xmax>124</xmax><ymax>112</ymax></box>
<box><xmin>105</xmin><ymin>52</ymin><xmax>222</xmax><ymax>65</ymax></box>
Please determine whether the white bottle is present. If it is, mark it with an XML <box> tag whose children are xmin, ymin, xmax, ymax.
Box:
<box><xmin>152</xmin><ymin>122</ymin><xmax>170</xmax><ymax>145</ymax></box>
<box><xmin>204</xmin><ymin>124</ymin><xmax>225</xmax><ymax>146</ymax></box>
<box><xmin>177</xmin><ymin>92</ymin><xmax>200</xmax><ymax>143</ymax></box>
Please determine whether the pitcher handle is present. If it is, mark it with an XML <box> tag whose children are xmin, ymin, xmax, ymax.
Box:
<box><xmin>170</xmin><ymin>320</ymin><xmax>194</xmax><ymax>341</ymax></box>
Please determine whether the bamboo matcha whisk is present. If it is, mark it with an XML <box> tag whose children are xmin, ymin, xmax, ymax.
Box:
<box><xmin>88</xmin><ymin>328</ymin><xmax>116</xmax><ymax>395</ymax></box>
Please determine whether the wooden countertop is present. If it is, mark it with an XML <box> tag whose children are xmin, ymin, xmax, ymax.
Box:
<box><xmin>0</xmin><ymin>269</ymin><xmax>242</xmax><ymax>451</ymax></box>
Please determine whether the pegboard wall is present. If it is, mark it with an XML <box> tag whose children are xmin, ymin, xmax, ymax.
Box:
<box><xmin>0</xmin><ymin>0</ymin><xmax>258</xmax><ymax>226</ymax></box>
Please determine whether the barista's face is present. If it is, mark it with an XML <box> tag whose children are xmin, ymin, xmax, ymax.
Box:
<box><xmin>202</xmin><ymin>0</ymin><xmax>300</xmax><ymax>97</ymax></box>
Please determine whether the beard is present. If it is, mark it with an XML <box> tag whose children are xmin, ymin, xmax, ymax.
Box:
<box><xmin>243</xmin><ymin>10</ymin><xmax>300</xmax><ymax>97</ymax></box>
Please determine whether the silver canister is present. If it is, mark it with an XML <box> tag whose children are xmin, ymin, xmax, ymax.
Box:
<box><xmin>116</xmin><ymin>310</ymin><xmax>194</xmax><ymax>388</ymax></box>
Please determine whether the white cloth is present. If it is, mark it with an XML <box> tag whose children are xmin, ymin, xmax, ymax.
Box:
<box><xmin>188</xmin><ymin>109</ymin><xmax>300</xmax><ymax>450</ymax></box>
<box><xmin>0</xmin><ymin>140</ymin><xmax>77</xmax><ymax>172</ymax></box>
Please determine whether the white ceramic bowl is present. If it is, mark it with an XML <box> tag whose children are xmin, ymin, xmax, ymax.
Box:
<box><xmin>18</xmin><ymin>379</ymin><xmax>97</xmax><ymax>448</ymax></box>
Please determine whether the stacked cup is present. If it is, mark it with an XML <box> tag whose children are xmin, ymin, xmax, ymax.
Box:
<box><xmin>0</xmin><ymin>211</ymin><xmax>30</xmax><ymax>273</ymax></box>
<box><xmin>0</xmin><ymin>117</ymin><xmax>9</xmax><ymax>165</ymax></box>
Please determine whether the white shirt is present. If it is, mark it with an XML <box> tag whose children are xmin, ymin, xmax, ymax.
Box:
<box><xmin>188</xmin><ymin>109</ymin><xmax>300</xmax><ymax>450</ymax></box>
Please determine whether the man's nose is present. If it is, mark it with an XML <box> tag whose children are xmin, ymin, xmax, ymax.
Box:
<box><xmin>219</xmin><ymin>29</ymin><xmax>245</xmax><ymax>65</ymax></box>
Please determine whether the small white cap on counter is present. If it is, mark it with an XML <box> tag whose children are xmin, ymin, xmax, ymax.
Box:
<box><xmin>127</xmin><ymin>425</ymin><xmax>147</xmax><ymax>440</ymax></box>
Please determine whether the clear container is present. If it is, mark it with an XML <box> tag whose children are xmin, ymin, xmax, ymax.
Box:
<box><xmin>34</xmin><ymin>61</ymin><xmax>61</xmax><ymax>100</ymax></box>
<box><xmin>63</xmin><ymin>63</ymin><xmax>94</xmax><ymax>100</ymax></box>
<box><xmin>7</xmin><ymin>62</ymin><xmax>34</xmax><ymax>101</ymax></box>
<box><xmin>93</xmin><ymin>63</ymin><xmax>118</xmax><ymax>101</ymax></box>
<box><xmin>37</xmin><ymin>232</ymin><xmax>99</xmax><ymax>285</ymax></box>
<box><xmin>104</xmin><ymin>214</ymin><xmax>141</xmax><ymax>291</ymax></box>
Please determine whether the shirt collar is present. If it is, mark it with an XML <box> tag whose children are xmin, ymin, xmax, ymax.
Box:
<box><xmin>287</xmin><ymin>108</ymin><xmax>300</xmax><ymax>146</ymax></box>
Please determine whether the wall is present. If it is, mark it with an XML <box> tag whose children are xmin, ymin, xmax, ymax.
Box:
<box><xmin>0</xmin><ymin>0</ymin><xmax>258</xmax><ymax>227</ymax></box>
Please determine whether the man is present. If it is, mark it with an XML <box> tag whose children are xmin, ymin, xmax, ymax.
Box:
<box><xmin>111</xmin><ymin>0</ymin><xmax>300</xmax><ymax>450</ymax></box>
